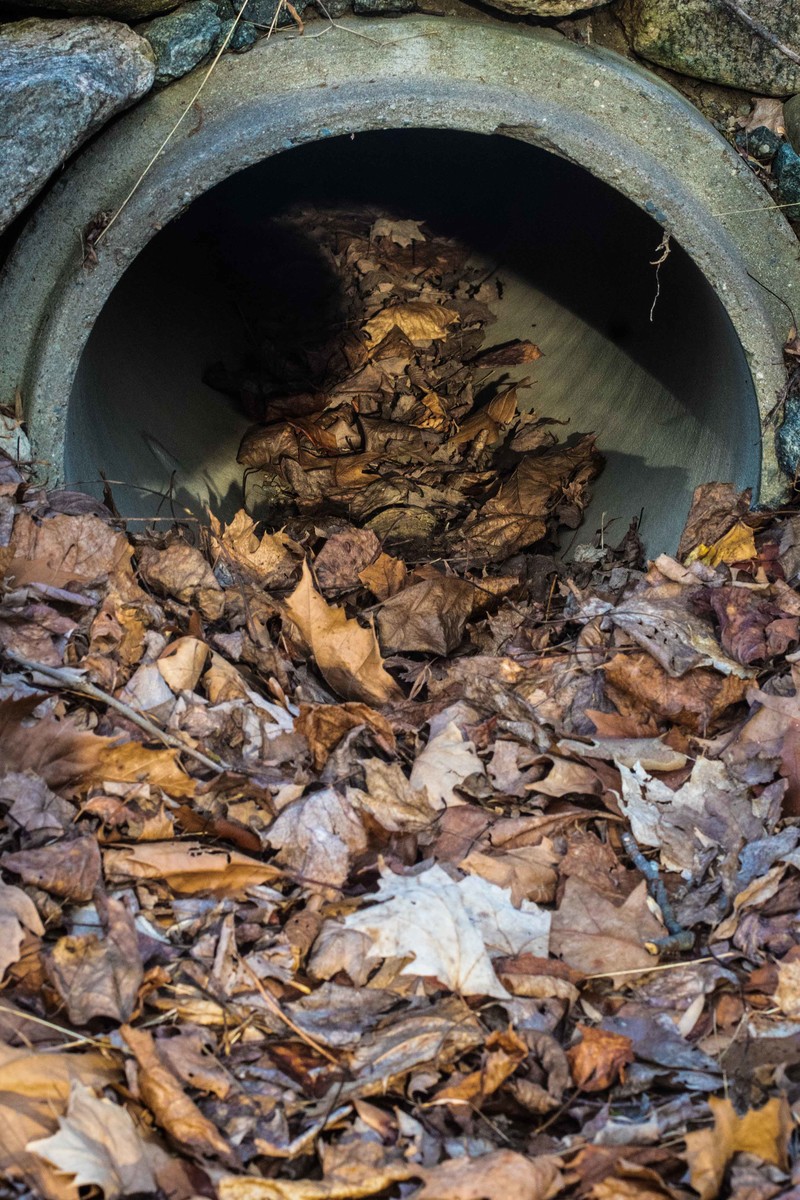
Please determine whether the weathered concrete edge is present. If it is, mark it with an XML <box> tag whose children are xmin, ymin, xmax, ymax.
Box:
<box><xmin>0</xmin><ymin>15</ymin><xmax>797</xmax><ymax>502</ymax></box>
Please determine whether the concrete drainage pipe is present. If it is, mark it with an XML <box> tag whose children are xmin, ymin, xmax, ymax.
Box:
<box><xmin>1</xmin><ymin>16</ymin><xmax>799</xmax><ymax>553</ymax></box>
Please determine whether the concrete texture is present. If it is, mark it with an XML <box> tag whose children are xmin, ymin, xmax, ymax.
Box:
<box><xmin>0</xmin><ymin>17</ymin><xmax>154</xmax><ymax>232</ymax></box>
<box><xmin>0</xmin><ymin>15</ymin><xmax>798</xmax><ymax>555</ymax></box>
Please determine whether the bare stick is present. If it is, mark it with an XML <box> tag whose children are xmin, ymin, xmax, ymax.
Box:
<box><xmin>238</xmin><ymin>956</ymin><xmax>343</xmax><ymax>1067</ymax></box>
<box><xmin>717</xmin><ymin>0</ymin><xmax>800</xmax><ymax>67</ymax></box>
<box><xmin>4</xmin><ymin>651</ymin><xmax>231</xmax><ymax>775</ymax></box>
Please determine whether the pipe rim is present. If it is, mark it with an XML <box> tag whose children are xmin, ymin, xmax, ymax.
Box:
<box><xmin>1</xmin><ymin>15</ymin><xmax>797</xmax><ymax>503</ymax></box>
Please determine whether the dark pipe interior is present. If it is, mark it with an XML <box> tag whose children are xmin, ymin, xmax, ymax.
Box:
<box><xmin>66</xmin><ymin>129</ymin><xmax>760</xmax><ymax>553</ymax></box>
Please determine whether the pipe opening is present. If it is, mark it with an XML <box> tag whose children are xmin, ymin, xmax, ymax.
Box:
<box><xmin>66</xmin><ymin>128</ymin><xmax>761</xmax><ymax>553</ymax></box>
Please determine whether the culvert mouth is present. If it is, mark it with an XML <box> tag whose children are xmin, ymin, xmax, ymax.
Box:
<box><xmin>65</xmin><ymin>128</ymin><xmax>760</xmax><ymax>553</ymax></box>
<box><xmin>1</xmin><ymin>16</ymin><xmax>798</xmax><ymax>554</ymax></box>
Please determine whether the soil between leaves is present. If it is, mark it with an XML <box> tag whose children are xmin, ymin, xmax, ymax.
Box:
<box><xmin>1</xmin><ymin>212</ymin><xmax>800</xmax><ymax>1199</ymax></box>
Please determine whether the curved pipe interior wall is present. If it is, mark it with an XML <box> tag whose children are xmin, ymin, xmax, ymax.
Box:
<box><xmin>66</xmin><ymin>128</ymin><xmax>760</xmax><ymax>553</ymax></box>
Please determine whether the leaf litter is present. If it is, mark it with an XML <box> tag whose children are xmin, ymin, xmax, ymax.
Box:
<box><xmin>2</xmin><ymin>209</ymin><xmax>800</xmax><ymax>1199</ymax></box>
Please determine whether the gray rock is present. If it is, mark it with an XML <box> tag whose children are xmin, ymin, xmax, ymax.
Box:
<box><xmin>216</xmin><ymin>16</ymin><xmax>258</xmax><ymax>49</ymax></box>
<box><xmin>0</xmin><ymin>0</ymin><xmax>178</xmax><ymax>22</ymax></box>
<box><xmin>352</xmin><ymin>0</ymin><xmax>413</xmax><ymax>12</ymax></box>
<box><xmin>773</xmin><ymin>143</ymin><xmax>800</xmax><ymax>220</ymax></box>
<box><xmin>626</xmin><ymin>0</ymin><xmax>800</xmax><ymax>97</ymax></box>
<box><xmin>227</xmin><ymin>0</ymin><xmax>310</xmax><ymax>27</ymax></box>
<box><xmin>138</xmin><ymin>0</ymin><xmax>221</xmax><ymax>84</ymax></box>
<box><xmin>777</xmin><ymin>387</ymin><xmax>800</xmax><ymax>478</ymax></box>
<box><xmin>785</xmin><ymin>94</ymin><xmax>800</xmax><ymax>156</ymax></box>
<box><xmin>0</xmin><ymin>17</ymin><xmax>154</xmax><ymax>234</ymax></box>
<box><xmin>482</xmin><ymin>0</ymin><xmax>609</xmax><ymax>13</ymax></box>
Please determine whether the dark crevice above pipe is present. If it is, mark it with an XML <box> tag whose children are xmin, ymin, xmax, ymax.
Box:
<box><xmin>66</xmin><ymin>129</ymin><xmax>759</xmax><ymax>553</ymax></box>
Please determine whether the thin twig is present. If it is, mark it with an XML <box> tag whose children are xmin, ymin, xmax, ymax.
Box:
<box><xmin>717</xmin><ymin>0</ymin><xmax>800</xmax><ymax>67</ymax></box>
<box><xmin>0</xmin><ymin>1002</ymin><xmax>113</xmax><ymax>1049</ymax></box>
<box><xmin>584</xmin><ymin>952</ymin><xmax>737</xmax><ymax>982</ymax></box>
<box><xmin>96</xmin><ymin>0</ymin><xmax>264</xmax><ymax>248</ymax></box>
<box><xmin>621</xmin><ymin>829</ymin><xmax>695</xmax><ymax>955</ymax></box>
<box><xmin>238</xmin><ymin>956</ymin><xmax>343</xmax><ymax>1067</ymax></box>
<box><xmin>4</xmin><ymin>651</ymin><xmax>231</xmax><ymax>775</ymax></box>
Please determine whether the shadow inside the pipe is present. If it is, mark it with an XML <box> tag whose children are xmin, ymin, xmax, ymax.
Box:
<box><xmin>66</xmin><ymin>127</ymin><xmax>760</xmax><ymax>555</ymax></box>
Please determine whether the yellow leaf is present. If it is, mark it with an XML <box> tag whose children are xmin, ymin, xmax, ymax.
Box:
<box><xmin>685</xmin><ymin>520</ymin><xmax>756</xmax><ymax>568</ymax></box>
<box><xmin>285</xmin><ymin>561</ymin><xmax>402</xmax><ymax>706</ymax></box>
<box><xmin>363</xmin><ymin>301</ymin><xmax>459</xmax><ymax>347</ymax></box>
<box><xmin>684</xmin><ymin>1095</ymin><xmax>792</xmax><ymax>1200</ymax></box>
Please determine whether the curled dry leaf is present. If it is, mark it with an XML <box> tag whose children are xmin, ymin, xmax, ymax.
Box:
<box><xmin>103</xmin><ymin>841</ymin><xmax>282</xmax><ymax>895</ymax></box>
<box><xmin>604</xmin><ymin>651</ymin><xmax>749</xmax><ymax>734</ymax></box>
<box><xmin>220</xmin><ymin>1139</ymin><xmax>418</xmax><ymax>1199</ymax></box>
<box><xmin>1</xmin><ymin>835</ymin><xmax>101</xmax><ymax>902</ymax></box>
<box><xmin>347</xmin><ymin>757</ymin><xmax>441</xmax><ymax>833</ymax></box>
<box><xmin>27</xmin><ymin>1081</ymin><xmax>157</xmax><ymax>1200</ymax></box>
<box><xmin>121</xmin><ymin>1024</ymin><xmax>234</xmax><ymax>1165</ymax></box>
<box><xmin>285</xmin><ymin>562</ymin><xmax>402</xmax><ymax>706</ymax></box>
<box><xmin>137</xmin><ymin>542</ymin><xmax>224</xmax><ymax>621</ymax></box>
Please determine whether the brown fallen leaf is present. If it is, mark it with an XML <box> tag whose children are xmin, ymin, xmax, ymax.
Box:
<box><xmin>550</xmin><ymin>878</ymin><xmax>665</xmax><ymax>984</ymax></box>
<box><xmin>376</xmin><ymin>576</ymin><xmax>480</xmax><ymax>656</ymax></box>
<box><xmin>604</xmin><ymin>652</ymin><xmax>749</xmax><ymax>734</ymax></box>
<box><xmin>472</xmin><ymin>339</ymin><xmax>543</xmax><ymax>367</ymax></box>
<box><xmin>137</xmin><ymin>542</ymin><xmax>224</xmax><ymax>621</ymax></box>
<box><xmin>285</xmin><ymin>561</ymin><xmax>401</xmax><ymax>706</ymax></box>
<box><xmin>296</xmin><ymin>702</ymin><xmax>396</xmax><ymax>772</ymax></box>
<box><xmin>567</xmin><ymin>1024</ymin><xmax>634</xmax><ymax>1091</ymax></box>
<box><xmin>210</xmin><ymin>509</ymin><xmax>303</xmax><ymax>589</ymax></box>
<box><xmin>0</xmin><ymin>696</ymin><xmax>112</xmax><ymax>789</ymax></box>
<box><xmin>27</xmin><ymin>1081</ymin><xmax>157</xmax><ymax>1200</ymax></box>
<box><xmin>9</xmin><ymin>511</ymin><xmax>134</xmax><ymax>591</ymax></box>
<box><xmin>459</xmin><ymin>843</ymin><xmax>559</xmax><ymax>905</ymax></box>
<box><xmin>1</xmin><ymin>835</ymin><xmax>101</xmax><ymax>902</ymax></box>
<box><xmin>121</xmin><ymin>1024</ymin><xmax>234</xmax><ymax>1164</ymax></box>
<box><xmin>417</xmin><ymin>1150</ymin><xmax>564</xmax><ymax>1200</ymax></box>
<box><xmin>432</xmin><ymin>1027</ymin><xmax>527</xmax><ymax>1106</ymax></box>
<box><xmin>313</xmin><ymin>527</ymin><xmax>381</xmax><ymax>593</ymax></box>
<box><xmin>103</xmin><ymin>841</ymin><xmax>281</xmax><ymax>895</ymax></box>
<box><xmin>46</xmin><ymin>896</ymin><xmax>143</xmax><ymax>1024</ymax></box>
<box><xmin>685</xmin><ymin>520</ymin><xmax>756</xmax><ymax>569</ymax></box>
<box><xmin>684</xmin><ymin>1094</ymin><xmax>791</xmax><ymax>1200</ymax></box>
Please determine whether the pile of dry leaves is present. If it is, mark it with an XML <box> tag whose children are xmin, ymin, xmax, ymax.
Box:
<box><xmin>3</xmin><ymin>212</ymin><xmax>800</xmax><ymax>1200</ymax></box>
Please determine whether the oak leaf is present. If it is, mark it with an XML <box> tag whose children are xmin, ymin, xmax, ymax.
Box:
<box><xmin>363</xmin><ymin>301</ymin><xmax>458</xmax><ymax>347</ymax></box>
<box><xmin>210</xmin><ymin>510</ymin><xmax>302</xmax><ymax>589</ymax></box>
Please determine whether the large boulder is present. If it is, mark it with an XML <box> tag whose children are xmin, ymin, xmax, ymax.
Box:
<box><xmin>0</xmin><ymin>18</ymin><xmax>154</xmax><ymax>233</ymax></box>
<box><xmin>138</xmin><ymin>0</ymin><xmax>221</xmax><ymax>85</ymax></box>
<box><xmin>625</xmin><ymin>0</ymin><xmax>800</xmax><ymax>97</ymax></box>
<box><xmin>482</xmin><ymin>0</ymin><xmax>610</xmax><ymax>14</ymax></box>
<box><xmin>0</xmin><ymin>0</ymin><xmax>177</xmax><ymax>23</ymax></box>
